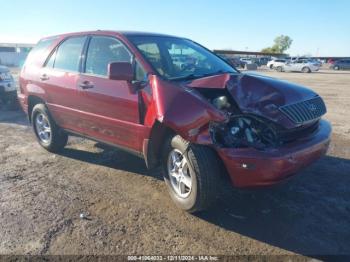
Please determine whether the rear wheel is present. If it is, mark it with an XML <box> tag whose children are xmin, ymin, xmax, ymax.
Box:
<box><xmin>32</xmin><ymin>104</ymin><xmax>68</xmax><ymax>152</ymax></box>
<box><xmin>302</xmin><ymin>67</ymin><xmax>311</xmax><ymax>73</ymax></box>
<box><xmin>334</xmin><ymin>65</ymin><xmax>340</xmax><ymax>70</ymax></box>
<box><xmin>276</xmin><ymin>66</ymin><xmax>283</xmax><ymax>72</ymax></box>
<box><xmin>162</xmin><ymin>135</ymin><xmax>221</xmax><ymax>213</ymax></box>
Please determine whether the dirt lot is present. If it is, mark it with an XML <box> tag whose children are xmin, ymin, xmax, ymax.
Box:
<box><xmin>0</xmin><ymin>68</ymin><xmax>350</xmax><ymax>257</ymax></box>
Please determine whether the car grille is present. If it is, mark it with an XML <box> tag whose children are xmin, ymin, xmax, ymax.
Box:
<box><xmin>0</xmin><ymin>72</ymin><xmax>12</xmax><ymax>81</ymax></box>
<box><xmin>279</xmin><ymin>96</ymin><xmax>326</xmax><ymax>124</ymax></box>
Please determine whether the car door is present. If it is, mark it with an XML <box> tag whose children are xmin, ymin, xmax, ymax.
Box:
<box><xmin>76</xmin><ymin>35</ymin><xmax>147</xmax><ymax>152</ymax></box>
<box><xmin>294</xmin><ymin>60</ymin><xmax>305</xmax><ymax>71</ymax></box>
<box><xmin>283</xmin><ymin>60</ymin><xmax>293</xmax><ymax>71</ymax></box>
<box><xmin>40</xmin><ymin>36</ymin><xmax>87</xmax><ymax>133</ymax></box>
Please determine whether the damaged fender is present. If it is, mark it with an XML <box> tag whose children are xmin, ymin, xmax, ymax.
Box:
<box><xmin>147</xmin><ymin>75</ymin><xmax>228</xmax><ymax>143</ymax></box>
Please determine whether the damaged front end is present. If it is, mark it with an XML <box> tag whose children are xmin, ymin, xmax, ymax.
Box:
<box><xmin>182</xmin><ymin>73</ymin><xmax>330</xmax><ymax>187</ymax></box>
<box><xmin>192</xmin><ymin>86</ymin><xmax>281</xmax><ymax>150</ymax></box>
<box><xmin>210</xmin><ymin>115</ymin><xmax>279</xmax><ymax>150</ymax></box>
<box><xmin>186</xmin><ymin>73</ymin><xmax>328</xmax><ymax>152</ymax></box>
<box><xmin>148</xmin><ymin>72</ymin><xmax>330</xmax><ymax>187</ymax></box>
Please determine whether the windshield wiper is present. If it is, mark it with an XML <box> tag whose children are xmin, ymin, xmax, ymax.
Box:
<box><xmin>168</xmin><ymin>73</ymin><xmax>200</xmax><ymax>81</ymax></box>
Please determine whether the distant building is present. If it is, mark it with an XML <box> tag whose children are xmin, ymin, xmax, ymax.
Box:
<box><xmin>0</xmin><ymin>43</ymin><xmax>35</xmax><ymax>67</ymax></box>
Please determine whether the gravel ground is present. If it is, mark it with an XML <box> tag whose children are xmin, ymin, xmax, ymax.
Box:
<box><xmin>0</xmin><ymin>68</ymin><xmax>349</xmax><ymax>258</ymax></box>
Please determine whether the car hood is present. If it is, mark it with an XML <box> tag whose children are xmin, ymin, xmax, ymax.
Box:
<box><xmin>186</xmin><ymin>73</ymin><xmax>319</xmax><ymax>128</ymax></box>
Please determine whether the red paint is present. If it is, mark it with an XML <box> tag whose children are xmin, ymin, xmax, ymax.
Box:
<box><xmin>19</xmin><ymin>31</ymin><xmax>331</xmax><ymax>188</ymax></box>
<box><xmin>217</xmin><ymin>120</ymin><xmax>331</xmax><ymax>187</ymax></box>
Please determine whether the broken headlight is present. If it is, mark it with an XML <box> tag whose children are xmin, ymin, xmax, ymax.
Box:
<box><xmin>212</xmin><ymin>96</ymin><xmax>231</xmax><ymax>110</ymax></box>
<box><xmin>210</xmin><ymin>115</ymin><xmax>278</xmax><ymax>150</ymax></box>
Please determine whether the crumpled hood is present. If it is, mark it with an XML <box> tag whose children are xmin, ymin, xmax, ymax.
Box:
<box><xmin>186</xmin><ymin>73</ymin><xmax>319</xmax><ymax>128</ymax></box>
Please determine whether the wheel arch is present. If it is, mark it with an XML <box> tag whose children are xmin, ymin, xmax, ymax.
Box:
<box><xmin>144</xmin><ymin>120</ymin><xmax>230</xmax><ymax>185</ymax></box>
<box><xmin>302</xmin><ymin>66</ymin><xmax>311</xmax><ymax>73</ymax></box>
<box><xmin>28</xmin><ymin>95</ymin><xmax>46</xmax><ymax>123</ymax></box>
<box><xmin>144</xmin><ymin>120</ymin><xmax>175</xmax><ymax>169</ymax></box>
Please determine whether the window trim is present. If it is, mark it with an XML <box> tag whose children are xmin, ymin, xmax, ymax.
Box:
<box><xmin>44</xmin><ymin>47</ymin><xmax>57</xmax><ymax>68</ymax></box>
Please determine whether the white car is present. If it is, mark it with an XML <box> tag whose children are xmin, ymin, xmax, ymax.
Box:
<box><xmin>240</xmin><ymin>58</ymin><xmax>252</xmax><ymax>64</ymax></box>
<box><xmin>267</xmin><ymin>59</ymin><xmax>287</xmax><ymax>69</ymax></box>
<box><xmin>275</xmin><ymin>60</ymin><xmax>320</xmax><ymax>73</ymax></box>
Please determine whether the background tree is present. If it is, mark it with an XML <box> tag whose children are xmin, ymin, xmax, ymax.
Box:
<box><xmin>261</xmin><ymin>35</ymin><xmax>293</xmax><ymax>54</ymax></box>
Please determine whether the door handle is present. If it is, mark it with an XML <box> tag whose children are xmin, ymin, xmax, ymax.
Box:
<box><xmin>40</xmin><ymin>74</ymin><xmax>50</xmax><ymax>81</ymax></box>
<box><xmin>79</xmin><ymin>81</ymin><xmax>94</xmax><ymax>89</ymax></box>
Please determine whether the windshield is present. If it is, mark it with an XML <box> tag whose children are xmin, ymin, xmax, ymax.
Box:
<box><xmin>127</xmin><ymin>35</ymin><xmax>237</xmax><ymax>80</ymax></box>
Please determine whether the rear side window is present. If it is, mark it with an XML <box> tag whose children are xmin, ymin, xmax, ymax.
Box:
<box><xmin>85</xmin><ymin>36</ymin><xmax>132</xmax><ymax>76</ymax></box>
<box><xmin>53</xmin><ymin>37</ymin><xmax>86</xmax><ymax>72</ymax></box>
<box><xmin>25</xmin><ymin>37</ymin><xmax>58</xmax><ymax>66</ymax></box>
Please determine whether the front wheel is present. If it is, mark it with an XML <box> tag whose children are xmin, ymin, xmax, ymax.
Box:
<box><xmin>162</xmin><ymin>135</ymin><xmax>221</xmax><ymax>213</ymax></box>
<box><xmin>302</xmin><ymin>67</ymin><xmax>311</xmax><ymax>73</ymax></box>
<box><xmin>333</xmin><ymin>66</ymin><xmax>340</xmax><ymax>70</ymax></box>
<box><xmin>276</xmin><ymin>66</ymin><xmax>283</xmax><ymax>72</ymax></box>
<box><xmin>32</xmin><ymin>104</ymin><xmax>68</xmax><ymax>152</ymax></box>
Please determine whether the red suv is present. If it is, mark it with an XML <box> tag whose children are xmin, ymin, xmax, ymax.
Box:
<box><xmin>19</xmin><ymin>31</ymin><xmax>331</xmax><ymax>212</ymax></box>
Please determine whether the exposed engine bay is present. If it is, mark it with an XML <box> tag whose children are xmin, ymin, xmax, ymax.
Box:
<box><xmin>195</xmin><ymin>88</ymin><xmax>320</xmax><ymax>150</ymax></box>
<box><xmin>210</xmin><ymin>115</ymin><xmax>279</xmax><ymax>150</ymax></box>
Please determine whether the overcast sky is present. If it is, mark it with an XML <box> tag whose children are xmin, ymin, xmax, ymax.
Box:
<box><xmin>1</xmin><ymin>0</ymin><xmax>349</xmax><ymax>56</ymax></box>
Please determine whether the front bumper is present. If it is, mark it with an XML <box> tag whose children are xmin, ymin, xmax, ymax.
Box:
<box><xmin>0</xmin><ymin>80</ymin><xmax>16</xmax><ymax>92</ymax></box>
<box><xmin>0</xmin><ymin>81</ymin><xmax>17</xmax><ymax>102</ymax></box>
<box><xmin>217</xmin><ymin>119</ymin><xmax>331</xmax><ymax>188</ymax></box>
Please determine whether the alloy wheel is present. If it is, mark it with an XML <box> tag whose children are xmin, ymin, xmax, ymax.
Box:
<box><xmin>167</xmin><ymin>149</ymin><xmax>192</xmax><ymax>198</ymax></box>
<box><xmin>35</xmin><ymin>113</ymin><xmax>51</xmax><ymax>144</ymax></box>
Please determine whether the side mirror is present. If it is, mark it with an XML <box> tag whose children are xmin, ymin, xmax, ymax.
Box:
<box><xmin>108</xmin><ymin>62</ymin><xmax>134</xmax><ymax>82</ymax></box>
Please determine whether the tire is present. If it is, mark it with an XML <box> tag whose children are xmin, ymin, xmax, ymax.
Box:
<box><xmin>162</xmin><ymin>135</ymin><xmax>221</xmax><ymax>213</ymax></box>
<box><xmin>334</xmin><ymin>66</ymin><xmax>339</xmax><ymax>70</ymax></box>
<box><xmin>276</xmin><ymin>66</ymin><xmax>283</xmax><ymax>72</ymax></box>
<box><xmin>302</xmin><ymin>67</ymin><xmax>311</xmax><ymax>73</ymax></box>
<box><xmin>31</xmin><ymin>103</ymin><xmax>68</xmax><ymax>152</ymax></box>
<box><xmin>269</xmin><ymin>64</ymin><xmax>273</xmax><ymax>69</ymax></box>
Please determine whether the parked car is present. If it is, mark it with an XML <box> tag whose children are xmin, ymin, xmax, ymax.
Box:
<box><xmin>330</xmin><ymin>59</ymin><xmax>350</xmax><ymax>70</ymax></box>
<box><xmin>257</xmin><ymin>57</ymin><xmax>270</xmax><ymax>66</ymax></box>
<box><xmin>220</xmin><ymin>56</ymin><xmax>243</xmax><ymax>68</ymax></box>
<box><xmin>312</xmin><ymin>59</ymin><xmax>322</xmax><ymax>67</ymax></box>
<box><xmin>291</xmin><ymin>57</ymin><xmax>322</xmax><ymax>67</ymax></box>
<box><xmin>266</xmin><ymin>59</ymin><xmax>287</xmax><ymax>69</ymax></box>
<box><xmin>240</xmin><ymin>58</ymin><xmax>252</xmax><ymax>66</ymax></box>
<box><xmin>275</xmin><ymin>60</ymin><xmax>320</xmax><ymax>73</ymax></box>
<box><xmin>19</xmin><ymin>31</ymin><xmax>331</xmax><ymax>212</ymax></box>
<box><xmin>0</xmin><ymin>65</ymin><xmax>17</xmax><ymax>107</ymax></box>
<box><xmin>328</xmin><ymin>58</ymin><xmax>336</xmax><ymax>64</ymax></box>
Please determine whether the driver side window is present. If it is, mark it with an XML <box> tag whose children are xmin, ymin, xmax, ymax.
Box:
<box><xmin>85</xmin><ymin>36</ymin><xmax>132</xmax><ymax>76</ymax></box>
